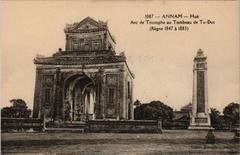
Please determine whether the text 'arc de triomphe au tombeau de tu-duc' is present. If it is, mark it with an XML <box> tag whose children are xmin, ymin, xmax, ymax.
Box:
<box><xmin>32</xmin><ymin>17</ymin><xmax>134</xmax><ymax>123</ymax></box>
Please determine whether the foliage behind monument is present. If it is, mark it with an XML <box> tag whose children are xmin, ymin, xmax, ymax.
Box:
<box><xmin>223</xmin><ymin>102</ymin><xmax>239</xmax><ymax>125</ymax></box>
<box><xmin>134</xmin><ymin>101</ymin><xmax>173</xmax><ymax>120</ymax></box>
<box><xmin>1</xmin><ymin>99</ymin><xmax>31</xmax><ymax>118</ymax></box>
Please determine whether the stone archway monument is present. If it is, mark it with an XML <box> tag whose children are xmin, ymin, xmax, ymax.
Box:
<box><xmin>32</xmin><ymin>17</ymin><xmax>134</xmax><ymax>125</ymax></box>
<box><xmin>189</xmin><ymin>49</ymin><xmax>212</xmax><ymax>130</ymax></box>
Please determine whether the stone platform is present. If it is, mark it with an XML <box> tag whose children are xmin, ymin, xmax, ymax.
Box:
<box><xmin>188</xmin><ymin>125</ymin><xmax>213</xmax><ymax>130</ymax></box>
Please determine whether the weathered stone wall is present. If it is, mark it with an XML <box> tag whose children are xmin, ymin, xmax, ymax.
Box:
<box><xmin>1</xmin><ymin>118</ymin><xmax>43</xmax><ymax>132</ymax></box>
<box><xmin>87</xmin><ymin>120</ymin><xmax>162</xmax><ymax>133</ymax></box>
<box><xmin>33</xmin><ymin>69</ymin><xmax>56</xmax><ymax>120</ymax></box>
<box><xmin>104</xmin><ymin>73</ymin><xmax>120</xmax><ymax>119</ymax></box>
<box><xmin>33</xmin><ymin>62</ymin><xmax>134</xmax><ymax>122</ymax></box>
<box><xmin>66</xmin><ymin>30</ymin><xmax>106</xmax><ymax>51</ymax></box>
<box><xmin>65</xmin><ymin>30</ymin><xmax>115</xmax><ymax>52</ymax></box>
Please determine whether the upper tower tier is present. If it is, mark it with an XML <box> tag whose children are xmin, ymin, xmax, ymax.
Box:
<box><xmin>34</xmin><ymin>17</ymin><xmax>130</xmax><ymax>68</ymax></box>
<box><xmin>193</xmin><ymin>48</ymin><xmax>207</xmax><ymax>70</ymax></box>
<box><xmin>64</xmin><ymin>17</ymin><xmax>116</xmax><ymax>52</ymax></box>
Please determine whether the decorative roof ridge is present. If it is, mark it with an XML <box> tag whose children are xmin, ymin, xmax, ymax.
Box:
<box><xmin>75</xmin><ymin>16</ymin><xmax>107</xmax><ymax>29</ymax></box>
<box><xmin>64</xmin><ymin>17</ymin><xmax>107</xmax><ymax>33</ymax></box>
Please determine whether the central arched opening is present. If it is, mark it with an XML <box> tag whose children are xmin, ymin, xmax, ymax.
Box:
<box><xmin>63</xmin><ymin>74</ymin><xmax>95</xmax><ymax>122</ymax></box>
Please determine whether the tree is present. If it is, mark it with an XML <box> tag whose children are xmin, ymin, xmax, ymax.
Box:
<box><xmin>210</xmin><ymin>108</ymin><xmax>221</xmax><ymax>126</ymax></box>
<box><xmin>1</xmin><ymin>107</ymin><xmax>14</xmax><ymax>118</ymax></box>
<box><xmin>1</xmin><ymin>99</ymin><xmax>31</xmax><ymax>118</ymax></box>
<box><xmin>133</xmin><ymin>99</ymin><xmax>141</xmax><ymax>107</ymax></box>
<box><xmin>134</xmin><ymin>100</ymin><xmax>173</xmax><ymax>120</ymax></box>
<box><xmin>223</xmin><ymin>102</ymin><xmax>239</xmax><ymax>125</ymax></box>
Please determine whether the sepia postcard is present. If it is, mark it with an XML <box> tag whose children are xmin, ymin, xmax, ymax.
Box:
<box><xmin>1</xmin><ymin>0</ymin><xmax>239</xmax><ymax>154</ymax></box>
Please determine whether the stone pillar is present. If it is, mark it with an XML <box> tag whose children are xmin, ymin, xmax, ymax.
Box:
<box><xmin>70</xmin><ymin>85</ymin><xmax>75</xmax><ymax>121</ymax></box>
<box><xmin>130</xmin><ymin>81</ymin><xmax>134</xmax><ymax>120</ymax></box>
<box><xmin>119</xmin><ymin>66</ymin><xmax>126</xmax><ymax>119</ymax></box>
<box><xmin>33</xmin><ymin>69</ymin><xmax>42</xmax><ymax>118</ymax></box>
<box><xmin>204</xmin><ymin>68</ymin><xmax>211</xmax><ymax>125</ymax></box>
<box><xmin>65</xmin><ymin>35</ymin><xmax>71</xmax><ymax>51</ymax></box>
<box><xmin>192</xmin><ymin>66</ymin><xmax>197</xmax><ymax>117</ymax></box>
<box><xmin>54</xmin><ymin>67</ymin><xmax>62</xmax><ymax>121</ymax></box>
<box><xmin>189</xmin><ymin>49</ymin><xmax>212</xmax><ymax>130</ymax></box>
<box><xmin>100</xmin><ymin>68</ymin><xmax>106</xmax><ymax>119</ymax></box>
<box><xmin>94</xmin><ymin>72</ymin><xmax>101</xmax><ymax>119</ymax></box>
<box><xmin>90</xmin><ymin>90</ymin><xmax>95</xmax><ymax>119</ymax></box>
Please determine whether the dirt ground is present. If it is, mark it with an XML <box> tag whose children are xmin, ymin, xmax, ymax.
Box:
<box><xmin>1</xmin><ymin>130</ymin><xmax>239</xmax><ymax>155</ymax></box>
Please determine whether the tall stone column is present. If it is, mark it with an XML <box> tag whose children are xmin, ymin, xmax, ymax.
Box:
<box><xmin>33</xmin><ymin>69</ymin><xmax>42</xmax><ymax>118</ymax></box>
<box><xmin>192</xmin><ymin>66</ymin><xmax>197</xmax><ymax>117</ymax></box>
<box><xmin>99</xmin><ymin>68</ymin><xmax>106</xmax><ymax>119</ymax></box>
<box><xmin>189</xmin><ymin>49</ymin><xmax>212</xmax><ymax>130</ymax></box>
<box><xmin>119</xmin><ymin>66</ymin><xmax>126</xmax><ymax>119</ymax></box>
<box><xmin>54</xmin><ymin>67</ymin><xmax>62</xmax><ymax>121</ymax></box>
<box><xmin>94</xmin><ymin>71</ymin><xmax>101</xmax><ymax>119</ymax></box>
<box><xmin>130</xmin><ymin>81</ymin><xmax>134</xmax><ymax>120</ymax></box>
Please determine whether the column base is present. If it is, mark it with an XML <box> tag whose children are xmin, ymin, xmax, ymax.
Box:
<box><xmin>189</xmin><ymin>113</ymin><xmax>212</xmax><ymax>130</ymax></box>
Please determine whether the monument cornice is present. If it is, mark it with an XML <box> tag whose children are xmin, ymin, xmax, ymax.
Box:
<box><xmin>52</xmin><ymin>50</ymin><xmax>116</xmax><ymax>57</ymax></box>
<box><xmin>34</xmin><ymin>55</ymin><xmax>126</xmax><ymax>65</ymax></box>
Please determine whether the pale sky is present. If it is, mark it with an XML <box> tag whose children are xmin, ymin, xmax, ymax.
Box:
<box><xmin>1</xmin><ymin>1</ymin><xmax>239</xmax><ymax>112</ymax></box>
